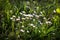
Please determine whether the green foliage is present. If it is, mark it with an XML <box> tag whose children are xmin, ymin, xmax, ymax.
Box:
<box><xmin>0</xmin><ymin>0</ymin><xmax>60</xmax><ymax>40</ymax></box>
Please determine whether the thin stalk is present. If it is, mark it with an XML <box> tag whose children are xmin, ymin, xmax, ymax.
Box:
<box><xmin>12</xmin><ymin>21</ymin><xmax>14</xmax><ymax>32</ymax></box>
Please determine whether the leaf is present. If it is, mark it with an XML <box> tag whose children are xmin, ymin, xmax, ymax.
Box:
<box><xmin>47</xmin><ymin>26</ymin><xmax>55</xmax><ymax>34</ymax></box>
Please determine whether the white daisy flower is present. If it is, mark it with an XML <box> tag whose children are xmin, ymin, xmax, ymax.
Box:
<box><xmin>22</xmin><ymin>11</ymin><xmax>26</xmax><ymax>14</ymax></box>
<box><xmin>33</xmin><ymin>26</ymin><xmax>36</xmax><ymax>28</ymax></box>
<box><xmin>22</xmin><ymin>18</ymin><xmax>26</xmax><ymax>20</ymax></box>
<box><xmin>53</xmin><ymin>10</ymin><xmax>56</xmax><ymax>13</ymax></box>
<box><xmin>12</xmin><ymin>15</ymin><xmax>16</xmax><ymax>18</ymax></box>
<box><xmin>22</xmin><ymin>25</ymin><xmax>24</xmax><ymax>28</ymax></box>
<box><xmin>16</xmin><ymin>18</ymin><xmax>20</xmax><ymax>21</ymax></box>
<box><xmin>40</xmin><ymin>12</ymin><xmax>43</xmax><ymax>14</ymax></box>
<box><xmin>46</xmin><ymin>21</ymin><xmax>52</xmax><ymax>24</ymax></box>
<box><xmin>10</xmin><ymin>17</ymin><xmax>13</xmax><ymax>20</ymax></box>
<box><xmin>27</xmin><ymin>30</ymin><xmax>29</xmax><ymax>33</ymax></box>
<box><xmin>20</xmin><ymin>12</ymin><xmax>23</xmax><ymax>15</ymax></box>
<box><xmin>20</xmin><ymin>29</ymin><xmax>25</xmax><ymax>32</ymax></box>
<box><xmin>23</xmin><ymin>14</ymin><xmax>33</xmax><ymax>17</ymax></box>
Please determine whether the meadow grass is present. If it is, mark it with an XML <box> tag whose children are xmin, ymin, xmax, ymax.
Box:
<box><xmin>0</xmin><ymin>0</ymin><xmax>60</xmax><ymax>40</ymax></box>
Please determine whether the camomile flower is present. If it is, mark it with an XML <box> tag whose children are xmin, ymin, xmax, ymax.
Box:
<box><xmin>35</xmin><ymin>15</ymin><xmax>40</xmax><ymax>18</ymax></box>
<box><xmin>39</xmin><ymin>30</ymin><xmax>41</xmax><ymax>33</ymax></box>
<box><xmin>33</xmin><ymin>26</ymin><xmax>36</xmax><ymax>28</ymax></box>
<box><xmin>23</xmin><ymin>14</ymin><xmax>33</xmax><ymax>17</ymax></box>
<box><xmin>29</xmin><ymin>23</ymin><xmax>34</xmax><ymax>26</ymax></box>
<box><xmin>53</xmin><ymin>10</ymin><xmax>56</xmax><ymax>13</ymax></box>
<box><xmin>12</xmin><ymin>15</ymin><xmax>16</xmax><ymax>18</ymax></box>
<box><xmin>10</xmin><ymin>17</ymin><xmax>15</xmax><ymax>21</ymax></box>
<box><xmin>10</xmin><ymin>10</ymin><xmax>13</xmax><ymax>13</ymax></box>
<box><xmin>26</xmin><ymin>1</ymin><xmax>30</xmax><ymax>5</ymax></box>
<box><xmin>20</xmin><ymin>29</ymin><xmax>25</xmax><ymax>32</ymax></box>
<box><xmin>43</xmin><ymin>17</ymin><xmax>46</xmax><ymax>20</ymax></box>
<box><xmin>34</xmin><ymin>11</ymin><xmax>36</xmax><ymax>14</ymax></box>
<box><xmin>45</xmin><ymin>21</ymin><xmax>52</xmax><ymax>24</ymax></box>
<box><xmin>29</xmin><ymin>23</ymin><xmax>36</xmax><ymax>28</ymax></box>
<box><xmin>22</xmin><ymin>17</ymin><xmax>26</xmax><ymax>20</ymax></box>
<box><xmin>16</xmin><ymin>17</ymin><xmax>20</xmax><ymax>21</ymax></box>
<box><xmin>22</xmin><ymin>11</ymin><xmax>26</xmax><ymax>14</ymax></box>
<box><xmin>27</xmin><ymin>30</ymin><xmax>29</xmax><ymax>33</ymax></box>
<box><xmin>40</xmin><ymin>12</ymin><xmax>43</xmax><ymax>14</ymax></box>
<box><xmin>20</xmin><ymin>12</ymin><xmax>23</xmax><ymax>15</ymax></box>
<box><xmin>17</xmin><ymin>35</ymin><xmax>20</xmax><ymax>38</ymax></box>
<box><xmin>26</xmin><ymin>17</ymin><xmax>30</xmax><ymax>19</ymax></box>
<box><xmin>33</xmin><ymin>19</ymin><xmax>35</xmax><ymax>21</ymax></box>
<box><xmin>22</xmin><ymin>25</ymin><xmax>24</xmax><ymax>28</ymax></box>
<box><xmin>10</xmin><ymin>17</ymin><xmax>13</xmax><ymax>20</ymax></box>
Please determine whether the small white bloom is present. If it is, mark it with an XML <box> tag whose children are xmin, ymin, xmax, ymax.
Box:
<box><xmin>27</xmin><ymin>30</ymin><xmax>29</xmax><ymax>33</ymax></box>
<box><xmin>26</xmin><ymin>17</ymin><xmax>29</xmax><ymax>19</ymax></box>
<box><xmin>40</xmin><ymin>12</ymin><xmax>43</xmax><ymax>14</ymax></box>
<box><xmin>40</xmin><ymin>22</ymin><xmax>43</xmax><ymax>25</ymax></box>
<box><xmin>39</xmin><ymin>30</ymin><xmax>41</xmax><ymax>33</ymax></box>
<box><xmin>35</xmin><ymin>15</ymin><xmax>39</xmax><ymax>18</ymax></box>
<box><xmin>20</xmin><ymin>12</ymin><xmax>23</xmax><ymax>15</ymax></box>
<box><xmin>10</xmin><ymin>17</ymin><xmax>15</xmax><ymax>21</ymax></box>
<box><xmin>20</xmin><ymin>29</ymin><xmax>25</xmax><ymax>32</ymax></box>
<box><xmin>18</xmin><ymin>16</ymin><xmax>20</xmax><ymax>19</ymax></box>
<box><xmin>34</xmin><ymin>11</ymin><xmax>36</xmax><ymax>13</ymax></box>
<box><xmin>12</xmin><ymin>15</ymin><xmax>16</xmax><ymax>18</ymax></box>
<box><xmin>53</xmin><ymin>10</ymin><xmax>56</xmax><ymax>13</ymax></box>
<box><xmin>23</xmin><ymin>14</ymin><xmax>33</xmax><ymax>17</ymax></box>
<box><xmin>27</xmin><ymin>1</ymin><xmax>30</xmax><ymax>5</ymax></box>
<box><xmin>27</xmin><ymin>1</ymin><xmax>30</xmax><ymax>4</ymax></box>
<box><xmin>18</xmin><ymin>35</ymin><xmax>20</xmax><ymax>38</ymax></box>
<box><xmin>16</xmin><ymin>18</ymin><xmax>20</xmax><ymax>21</ymax></box>
<box><xmin>37</xmin><ymin>7</ymin><xmax>39</xmax><ymax>10</ymax></box>
<box><xmin>10</xmin><ymin>10</ymin><xmax>13</xmax><ymax>13</ymax></box>
<box><xmin>22</xmin><ymin>11</ymin><xmax>26</xmax><ymax>13</ymax></box>
<box><xmin>43</xmin><ymin>17</ymin><xmax>46</xmax><ymax>20</ymax></box>
<box><xmin>10</xmin><ymin>17</ymin><xmax>13</xmax><ymax>20</ymax></box>
<box><xmin>46</xmin><ymin>21</ymin><xmax>52</xmax><ymax>24</ymax></box>
<box><xmin>22</xmin><ymin>18</ymin><xmax>26</xmax><ymax>20</ymax></box>
<box><xmin>39</xmin><ymin>21</ymin><xmax>43</xmax><ymax>25</ymax></box>
<box><xmin>29</xmin><ymin>23</ymin><xmax>36</xmax><ymax>28</ymax></box>
<box><xmin>29</xmin><ymin>24</ymin><xmax>34</xmax><ymax>26</ymax></box>
<box><xmin>22</xmin><ymin>25</ymin><xmax>24</xmax><ymax>27</ymax></box>
<box><xmin>33</xmin><ymin>1</ymin><xmax>36</xmax><ymax>4</ymax></box>
<box><xmin>20</xmin><ymin>22</ymin><xmax>22</xmax><ymax>23</ymax></box>
<box><xmin>33</xmin><ymin>13</ymin><xmax>35</xmax><ymax>16</ymax></box>
<box><xmin>39</xmin><ymin>15</ymin><xmax>43</xmax><ymax>17</ymax></box>
<box><xmin>26</xmin><ymin>6</ymin><xmax>30</xmax><ymax>9</ymax></box>
<box><xmin>33</xmin><ymin>26</ymin><xmax>36</xmax><ymax>28</ymax></box>
<box><xmin>33</xmin><ymin>19</ymin><xmax>35</xmax><ymax>21</ymax></box>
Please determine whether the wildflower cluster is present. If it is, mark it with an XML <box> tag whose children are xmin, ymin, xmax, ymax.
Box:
<box><xmin>0</xmin><ymin>0</ymin><xmax>60</xmax><ymax>40</ymax></box>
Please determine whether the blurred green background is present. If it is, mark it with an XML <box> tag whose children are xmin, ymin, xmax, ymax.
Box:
<box><xmin>0</xmin><ymin>0</ymin><xmax>60</xmax><ymax>40</ymax></box>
